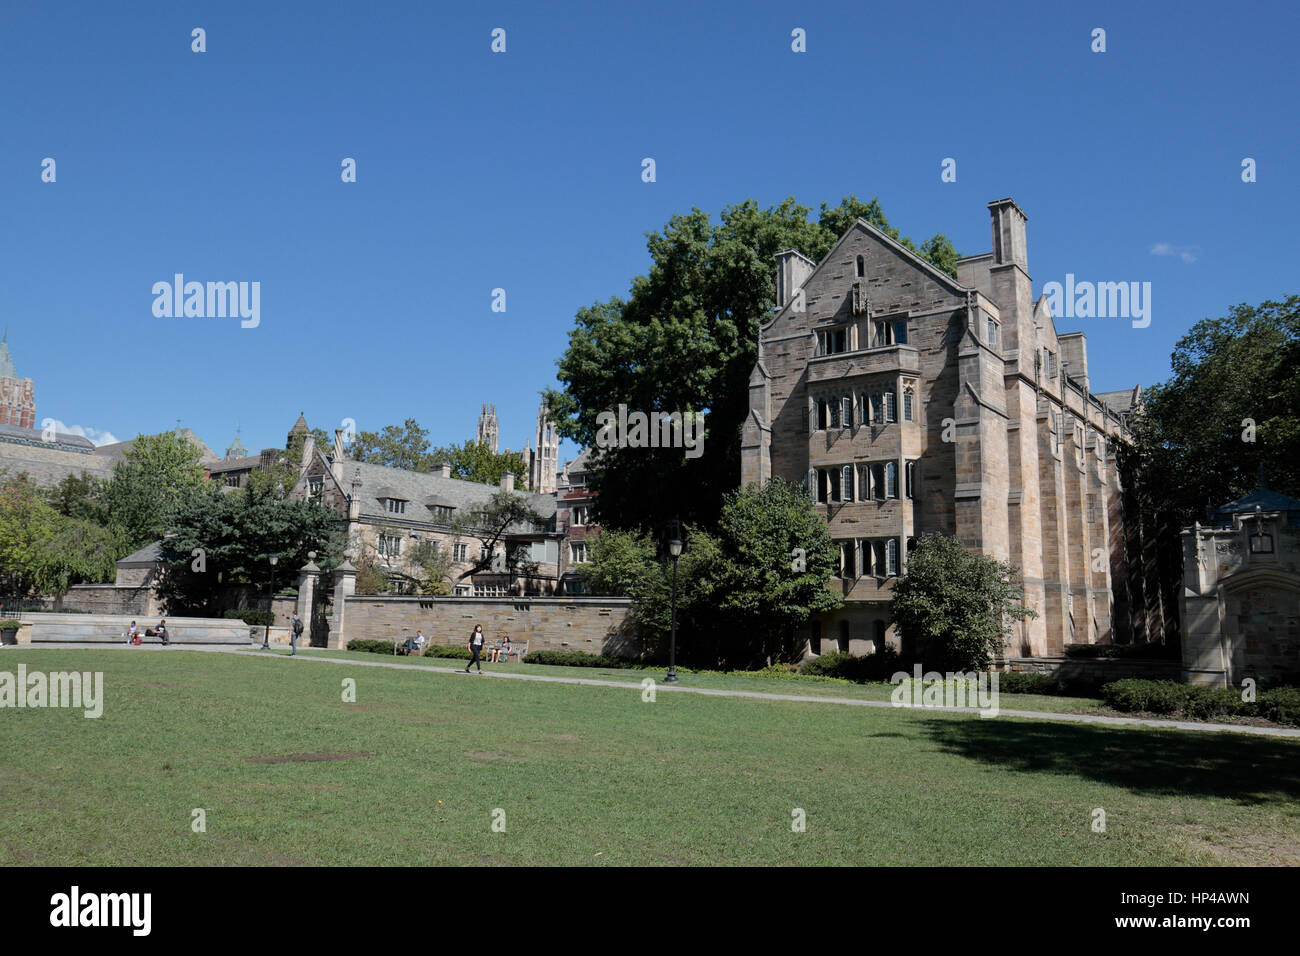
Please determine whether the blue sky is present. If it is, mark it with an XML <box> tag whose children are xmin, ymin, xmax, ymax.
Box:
<box><xmin>2</xmin><ymin>0</ymin><xmax>1296</xmax><ymax>459</ymax></box>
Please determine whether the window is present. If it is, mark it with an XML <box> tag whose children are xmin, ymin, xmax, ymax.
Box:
<box><xmin>905</xmin><ymin>460</ymin><xmax>916</xmax><ymax>499</ymax></box>
<box><xmin>453</xmin><ymin>542</ymin><xmax>469</xmax><ymax>562</ymax></box>
<box><xmin>308</xmin><ymin>476</ymin><xmax>323</xmax><ymax>497</ymax></box>
<box><xmin>886</xmin><ymin>539</ymin><xmax>899</xmax><ymax>576</ymax></box>
<box><xmin>828</xmin><ymin>398</ymin><xmax>841</xmax><ymax>429</ymax></box>
<box><xmin>841</xmin><ymin>395</ymin><xmax>853</xmax><ymax>428</ymax></box>
<box><xmin>987</xmin><ymin>318</ymin><xmax>997</xmax><ymax>345</ymax></box>
<box><xmin>841</xmin><ymin>465</ymin><xmax>854</xmax><ymax>502</ymax></box>
<box><xmin>454</xmin><ymin>584</ymin><xmax>471</xmax><ymax>596</ymax></box>
<box><xmin>570</xmin><ymin>542</ymin><xmax>588</xmax><ymax>564</ymax></box>
<box><xmin>378</xmin><ymin>534</ymin><xmax>402</xmax><ymax>559</ymax></box>
<box><xmin>819</xmin><ymin>328</ymin><xmax>848</xmax><ymax>355</ymax></box>
<box><xmin>800</xmin><ymin>405</ymin><xmax>809</xmax><ymax>433</ymax></box>
<box><xmin>224</xmin><ymin>473</ymin><xmax>241</xmax><ymax>487</ymax></box>
<box><xmin>840</xmin><ymin>541</ymin><xmax>856</xmax><ymax>579</ymax></box>
<box><xmin>856</xmin><ymin>255</ymin><xmax>865</xmax><ymax>278</ymax></box>
<box><xmin>870</xmin><ymin>393</ymin><xmax>883</xmax><ymax>423</ymax></box>
<box><xmin>1250</xmin><ymin>531</ymin><xmax>1275</xmax><ymax>554</ymax></box>
<box><xmin>884</xmin><ymin>391</ymin><xmax>897</xmax><ymax>423</ymax></box>
<box><xmin>892</xmin><ymin>320</ymin><xmax>908</xmax><ymax>345</ymax></box>
<box><xmin>431</xmin><ymin>505</ymin><xmax>453</xmax><ymax>522</ymax></box>
<box><xmin>885</xmin><ymin>462</ymin><xmax>898</xmax><ymax>499</ymax></box>
<box><xmin>474</xmin><ymin>584</ymin><xmax>507</xmax><ymax>597</ymax></box>
<box><xmin>874</xmin><ymin>320</ymin><xmax>891</xmax><ymax>346</ymax></box>
<box><xmin>570</xmin><ymin>473</ymin><xmax>585</xmax><ymax>486</ymax></box>
<box><xmin>871</xmin><ymin>464</ymin><xmax>886</xmax><ymax>501</ymax></box>
<box><xmin>385</xmin><ymin>498</ymin><xmax>407</xmax><ymax>515</ymax></box>
<box><xmin>567</xmin><ymin>579</ymin><xmax>589</xmax><ymax>595</ymax></box>
<box><xmin>572</xmin><ymin>505</ymin><xmax>590</xmax><ymax>526</ymax></box>
<box><xmin>903</xmin><ymin>386</ymin><xmax>914</xmax><ymax>422</ymax></box>
<box><xmin>818</xmin><ymin>467</ymin><xmax>842</xmax><ymax>504</ymax></box>
<box><xmin>1086</xmin><ymin>494</ymin><xmax>1098</xmax><ymax>526</ymax></box>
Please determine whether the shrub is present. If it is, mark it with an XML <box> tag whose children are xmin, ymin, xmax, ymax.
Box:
<box><xmin>800</xmin><ymin>647</ymin><xmax>900</xmax><ymax>683</ymax></box>
<box><xmin>996</xmin><ymin>671</ymin><xmax>1065</xmax><ymax>696</ymax></box>
<box><xmin>224</xmin><ymin>609</ymin><xmax>272</xmax><ymax>627</ymax></box>
<box><xmin>346</xmin><ymin>638</ymin><xmax>398</xmax><ymax>655</ymax></box>
<box><xmin>0</xmin><ymin>619</ymin><xmax>22</xmax><ymax>630</ymax></box>
<box><xmin>423</xmin><ymin>644</ymin><xmax>472</xmax><ymax>660</ymax></box>
<box><xmin>1259</xmin><ymin>687</ymin><xmax>1300</xmax><ymax>727</ymax></box>
<box><xmin>522</xmin><ymin>650</ymin><xmax>634</xmax><ymax>669</ymax></box>
<box><xmin>1064</xmin><ymin>641</ymin><xmax>1179</xmax><ymax>660</ymax></box>
<box><xmin>1181</xmin><ymin>687</ymin><xmax>1250</xmax><ymax>721</ymax></box>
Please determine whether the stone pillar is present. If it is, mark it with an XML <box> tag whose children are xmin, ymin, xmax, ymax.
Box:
<box><xmin>329</xmin><ymin>559</ymin><xmax>357</xmax><ymax>649</ymax></box>
<box><xmin>297</xmin><ymin>558</ymin><xmax>321</xmax><ymax>647</ymax></box>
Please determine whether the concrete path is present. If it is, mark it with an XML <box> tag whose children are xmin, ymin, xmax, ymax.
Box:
<box><xmin>9</xmin><ymin>643</ymin><xmax>1299</xmax><ymax>739</ymax></box>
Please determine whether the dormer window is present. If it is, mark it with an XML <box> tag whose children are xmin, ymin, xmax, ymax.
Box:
<box><xmin>384</xmin><ymin>498</ymin><xmax>407</xmax><ymax>515</ymax></box>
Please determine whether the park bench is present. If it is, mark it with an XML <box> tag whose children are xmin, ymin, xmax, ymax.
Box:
<box><xmin>489</xmin><ymin>639</ymin><xmax>529</xmax><ymax>662</ymax></box>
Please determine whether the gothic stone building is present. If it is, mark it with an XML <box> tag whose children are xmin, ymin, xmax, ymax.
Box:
<box><xmin>742</xmin><ymin>198</ymin><xmax>1151</xmax><ymax>658</ymax></box>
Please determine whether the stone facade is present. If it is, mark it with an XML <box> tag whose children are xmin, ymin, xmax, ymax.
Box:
<box><xmin>742</xmin><ymin>198</ymin><xmax>1157</xmax><ymax>659</ymax></box>
<box><xmin>1180</xmin><ymin>482</ymin><xmax>1300</xmax><ymax>687</ymax></box>
<box><xmin>339</xmin><ymin>594</ymin><xmax>635</xmax><ymax>655</ymax></box>
<box><xmin>0</xmin><ymin>330</ymin><xmax>36</xmax><ymax>430</ymax></box>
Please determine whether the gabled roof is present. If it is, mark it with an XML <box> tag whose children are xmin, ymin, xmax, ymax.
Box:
<box><xmin>349</xmin><ymin>461</ymin><xmax>556</xmax><ymax>523</ymax></box>
<box><xmin>1095</xmin><ymin>386</ymin><xmax>1142</xmax><ymax>416</ymax></box>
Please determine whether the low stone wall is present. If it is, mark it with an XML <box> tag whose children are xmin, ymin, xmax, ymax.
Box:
<box><xmin>59</xmin><ymin>584</ymin><xmax>160</xmax><ymax>617</ymax></box>
<box><xmin>25</xmin><ymin>614</ymin><xmax>253</xmax><ymax>645</ymax></box>
<box><xmin>1006</xmin><ymin>656</ymin><xmax>1183</xmax><ymax>686</ymax></box>
<box><xmin>341</xmin><ymin>595</ymin><xmax>636</xmax><ymax>656</ymax></box>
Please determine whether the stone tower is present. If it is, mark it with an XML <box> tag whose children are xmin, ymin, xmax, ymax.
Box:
<box><xmin>528</xmin><ymin>402</ymin><xmax>560</xmax><ymax>494</ymax></box>
<box><xmin>0</xmin><ymin>328</ymin><xmax>36</xmax><ymax>430</ymax></box>
<box><xmin>477</xmin><ymin>403</ymin><xmax>499</xmax><ymax>453</ymax></box>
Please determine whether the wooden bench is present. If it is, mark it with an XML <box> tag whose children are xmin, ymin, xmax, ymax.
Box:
<box><xmin>488</xmin><ymin>639</ymin><xmax>529</xmax><ymax>662</ymax></box>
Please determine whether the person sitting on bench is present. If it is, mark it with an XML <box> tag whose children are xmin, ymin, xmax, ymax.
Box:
<box><xmin>490</xmin><ymin>637</ymin><xmax>512</xmax><ymax>663</ymax></box>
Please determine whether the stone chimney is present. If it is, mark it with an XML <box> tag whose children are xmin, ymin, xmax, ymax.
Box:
<box><xmin>500</xmin><ymin>472</ymin><xmax>515</xmax><ymax>493</ymax></box>
<box><xmin>989</xmin><ymin>198</ymin><xmax>1028</xmax><ymax>270</ymax></box>
<box><xmin>348</xmin><ymin>468</ymin><xmax>362</xmax><ymax>522</ymax></box>
<box><xmin>1058</xmin><ymin>333</ymin><xmax>1089</xmax><ymax>390</ymax></box>
<box><xmin>301</xmin><ymin>433</ymin><xmax>315</xmax><ymax>470</ymax></box>
<box><xmin>431</xmin><ymin>462</ymin><xmax>451</xmax><ymax>479</ymax></box>
<box><xmin>774</xmin><ymin>249</ymin><xmax>816</xmax><ymax>309</ymax></box>
<box><xmin>331</xmin><ymin>428</ymin><xmax>345</xmax><ymax>484</ymax></box>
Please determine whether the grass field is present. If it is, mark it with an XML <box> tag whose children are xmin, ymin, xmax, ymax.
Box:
<box><xmin>1</xmin><ymin>647</ymin><xmax>1297</xmax><ymax>865</ymax></box>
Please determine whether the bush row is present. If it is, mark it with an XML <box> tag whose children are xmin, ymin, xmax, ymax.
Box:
<box><xmin>799</xmin><ymin>648</ymin><xmax>902</xmax><ymax>683</ymax></box>
<box><xmin>223</xmin><ymin>609</ymin><xmax>273</xmax><ymax>627</ymax></box>
<box><xmin>1101</xmin><ymin>679</ymin><xmax>1300</xmax><ymax>727</ymax></box>
<box><xmin>1064</xmin><ymin>641</ymin><xmax>1179</xmax><ymax>660</ymax></box>
<box><xmin>522</xmin><ymin>650</ymin><xmax>636</xmax><ymax>669</ymax></box>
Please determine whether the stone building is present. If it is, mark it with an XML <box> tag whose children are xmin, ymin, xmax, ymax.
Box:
<box><xmin>477</xmin><ymin>403</ymin><xmax>499</xmax><ymax>453</ymax></box>
<box><xmin>1180</xmin><ymin>477</ymin><xmax>1300</xmax><ymax>687</ymax></box>
<box><xmin>741</xmin><ymin>197</ymin><xmax>1155</xmax><ymax>658</ymax></box>
<box><xmin>555</xmin><ymin>448</ymin><xmax>600</xmax><ymax>594</ymax></box>
<box><xmin>0</xmin><ymin>329</ymin><xmax>36</xmax><ymax>429</ymax></box>
<box><xmin>525</xmin><ymin>404</ymin><xmax>561</xmax><ymax>494</ymax></box>
<box><xmin>287</xmin><ymin>420</ymin><xmax>562</xmax><ymax>596</ymax></box>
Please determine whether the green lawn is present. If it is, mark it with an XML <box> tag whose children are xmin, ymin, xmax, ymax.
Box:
<box><xmin>1</xmin><ymin>648</ymin><xmax>1297</xmax><ymax>865</ymax></box>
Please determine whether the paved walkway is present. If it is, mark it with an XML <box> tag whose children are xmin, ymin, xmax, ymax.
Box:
<box><xmin>10</xmin><ymin>643</ymin><xmax>1300</xmax><ymax>739</ymax></box>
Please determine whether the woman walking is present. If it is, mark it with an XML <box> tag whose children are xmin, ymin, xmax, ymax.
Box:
<box><xmin>465</xmin><ymin>624</ymin><xmax>486</xmax><ymax>674</ymax></box>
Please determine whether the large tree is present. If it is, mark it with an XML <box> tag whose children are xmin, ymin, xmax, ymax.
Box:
<box><xmin>156</xmin><ymin>482</ymin><xmax>343</xmax><ymax>614</ymax></box>
<box><xmin>543</xmin><ymin>195</ymin><xmax>958</xmax><ymax>532</ymax></box>
<box><xmin>103</xmin><ymin>431</ymin><xmax>209</xmax><ymax>550</ymax></box>
<box><xmin>0</xmin><ymin>474</ymin><xmax>122</xmax><ymax>600</ymax></box>
<box><xmin>430</xmin><ymin>439</ymin><xmax>526</xmax><ymax>486</ymax></box>
<box><xmin>889</xmin><ymin>533</ymin><xmax>1036</xmax><ymax>671</ymax></box>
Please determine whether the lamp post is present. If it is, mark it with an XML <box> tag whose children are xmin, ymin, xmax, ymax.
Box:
<box><xmin>261</xmin><ymin>554</ymin><xmax>279</xmax><ymax>649</ymax></box>
<box><xmin>666</xmin><ymin>530</ymin><xmax>683</xmax><ymax>684</ymax></box>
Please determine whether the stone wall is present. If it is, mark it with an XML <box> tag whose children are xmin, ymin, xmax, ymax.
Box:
<box><xmin>340</xmin><ymin>595</ymin><xmax>636</xmax><ymax>656</ymax></box>
<box><xmin>60</xmin><ymin>584</ymin><xmax>160</xmax><ymax>617</ymax></box>
<box><xmin>1006</xmin><ymin>655</ymin><xmax>1182</xmax><ymax>686</ymax></box>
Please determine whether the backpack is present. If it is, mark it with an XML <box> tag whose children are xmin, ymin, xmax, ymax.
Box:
<box><xmin>292</xmin><ymin>617</ymin><xmax>304</xmax><ymax>635</ymax></box>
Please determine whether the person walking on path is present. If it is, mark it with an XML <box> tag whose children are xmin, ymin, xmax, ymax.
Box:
<box><xmin>289</xmin><ymin>613</ymin><xmax>304</xmax><ymax>656</ymax></box>
<box><xmin>465</xmin><ymin>624</ymin><xmax>486</xmax><ymax>674</ymax></box>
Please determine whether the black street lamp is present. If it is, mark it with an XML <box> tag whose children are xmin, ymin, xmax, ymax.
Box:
<box><xmin>261</xmin><ymin>554</ymin><xmax>279</xmax><ymax>649</ymax></box>
<box><xmin>665</xmin><ymin>528</ymin><xmax>683</xmax><ymax>684</ymax></box>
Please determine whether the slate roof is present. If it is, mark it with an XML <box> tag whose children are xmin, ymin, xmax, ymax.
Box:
<box><xmin>1095</xmin><ymin>387</ymin><xmax>1141</xmax><ymax>416</ymax></box>
<box><xmin>1215</xmin><ymin>476</ymin><xmax>1300</xmax><ymax>520</ymax></box>
<box><xmin>96</xmin><ymin>429</ymin><xmax>220</xmax><ymax>466</ymax></box>
<box><xmin>117</xmin><ymin>541</ymin><xmax>165</xmax><ymax>568</ymax></box>
<box><xmin>0</xmin><ymin>422</ymin><xmax>97</xmax><ymax>451</ymax></box>
<box><xmin>348</xmin><ymin>461</ymin><xmax>556</xmax><ymax>526</ymax></box>
<box><xmin>206</xmin><ymin>455</ymin><xmax>263</xmax><ymax>473</ymax></box>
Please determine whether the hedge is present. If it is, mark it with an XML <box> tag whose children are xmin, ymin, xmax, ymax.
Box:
<box><xmin>800</xmin><ymin>648</ymin><xmax>901</xmax><ymax>683</ymax></box>
<box><xmin>1101</xmin><ymin>679</ymin><xmax>1300</xmax><ymax>727</ymax></box>
<box><xmin>1064</xmin><ymin>641</ymin><xmax>1179</xmax><ymax>660</ymax></box>
<box><xmin>224</xmin><ymin>609</ymin><xmax>273</xmax><ymax>627</ymax></box>
<box><xmin>522</xmin><ymin>649</ymin><xmax>635</xmax><ymax>669</ymax></box>
<box><xmin>995</xmin><ymin>671</ymin><xmax>1069</xmax><ymax>696</ymax></box>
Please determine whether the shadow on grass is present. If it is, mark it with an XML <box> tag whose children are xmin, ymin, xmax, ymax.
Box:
<box><xmin>920</xmin><ymin>716</ymin><xmax>1300</xmax><ymax>805</ymax></box>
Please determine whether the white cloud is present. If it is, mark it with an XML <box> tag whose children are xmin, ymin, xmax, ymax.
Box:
<box><xmin>42</xmin><ymin>419</ymin><xmax>119</xmax><ymax>445</ymax></box>
<box><xmin>1149</xmin><ymin>242</ymin><xmax>1198</xmax><ymax>264</ymax></box>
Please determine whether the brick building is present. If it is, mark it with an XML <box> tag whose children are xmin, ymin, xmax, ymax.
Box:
<box><xmin>741</xmin><ymin>198</ymin><xmax>1157</xmax><ymax>658</ymax></box>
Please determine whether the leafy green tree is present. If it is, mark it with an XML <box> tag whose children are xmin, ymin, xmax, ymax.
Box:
<box><xmin>349</xmin><ymin>419</ymin><xmax>436</xmax><ymax>471</ymax></box>
<box><xmin>580</xmin><ymin>480</ymin><xmax>841</xmax><ymax>667</ymax></box>
<box><xmin>448</xmin><ymin>490</ymin><xmax>546</xmax><ymax>584</ymax></box>
<box><xmin>356</xmin><ymin>523</ymin><xmax>456</xmax><ymax>596</ymax></box>
<box><xmin>0</xmin><ymin>475</ymin><xmax>122</xmax><ymax>600</ymax></box>
<box><xmin>890</xmin><ymin>533</ymin><xmax>1036</xmax><ymax>670</ymax></box>
<box><xmin>544</xmin><ymin>195</ymin><xmax>958</xmax><ymax>531</ymax></box>
<box><xmin>103</xmin><ymin>431</ymin><xmax>209</xmax><ymax>549</ymax></box>
<box><xmin>429</xmin><ymin>439</ymin><xmax>527</xmax><ymax>486</ymax></box>
<box><xmin>156</xmin><ymin>482</ymin><xmax>343</xmax><ymax>614</ymax></box>
<box><xmin>45</xmin><ymin>471</ymin><xmax>110</xmax><ymax>525</ymax></box>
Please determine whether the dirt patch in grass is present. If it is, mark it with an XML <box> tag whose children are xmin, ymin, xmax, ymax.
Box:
<box><xmin>138</xmin><ymin>683</ymin><xmax>196</xmax><ymax>690</ymax></box>
<box><xmin>465</xmin><ymin>751</ymin><xmax>521</xmax><ymax>762</ymax></box>
<box><xmin>245</xmin><ymin>751</ymin><xmax>373</xmax><ymax>764</ymax></box>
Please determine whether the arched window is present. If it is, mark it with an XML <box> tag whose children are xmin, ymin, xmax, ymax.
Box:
<box><xmin>838</xmin><ymin>620</ymin><xmax>850</xmax><ymax>653</ymax></box>
<box><xmin>885</xmin><ymin>462</ymin><xmax>898</xmax><ymax>498</ymax></box>
<box><xmin>886</xmin><ymin>538</ymin><xmax>899</xmax><ymax>576</ymax></box>
<box><xmin>856</xmin><ymin>255</ymin><xmax>865</xmax><ymax>278</ymax></box>
<box><xmin>905</xmin><ymin>460</ymin><xmax>916</xmax><ymax>499</ymax></box>
<box><xmin>884</xmin><ymin>390</ymin><xmax>897</xmax><ymax>423</ymax></box>
<box><xmin>903</xmin><ymin>387</ymin><xmax>914</xmax><ymax>422</ymax></box>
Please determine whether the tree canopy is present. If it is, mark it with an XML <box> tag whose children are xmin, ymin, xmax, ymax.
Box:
<box><xmin>103</xmin><ymin>431</ymin><xmax>209</xmax><ymax>550</ymax></box>
<box><xmin>349</xmin><ymin>420</ymin><xmax>526</xmax><ymax>485</ymax></box>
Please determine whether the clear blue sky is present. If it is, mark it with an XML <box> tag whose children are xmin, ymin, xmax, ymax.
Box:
<box><xmin>2</xmin><ymin>0</ymin><xmax>1296</xmax><ymax>458</ymax></box>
